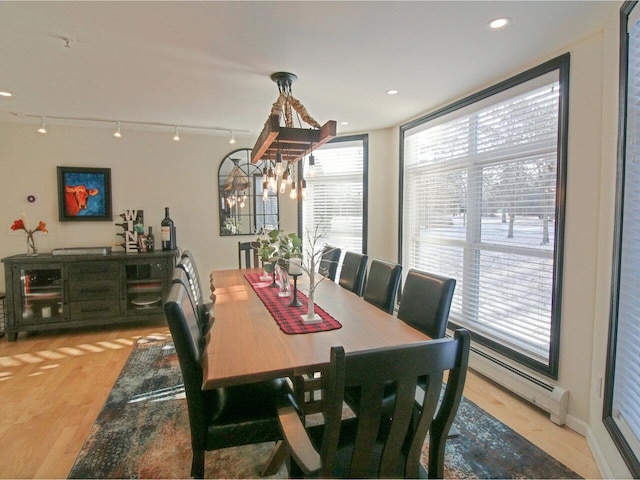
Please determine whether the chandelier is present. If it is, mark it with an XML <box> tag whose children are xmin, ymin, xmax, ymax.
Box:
<box><xmin>251</xmin><ymin>72</ymin><xmax>336</xmax><ymax>199</ymax></box>
<box><xmin>251</xmin><ymin>72</ymin><xmax>336</xmax><ymax>164</ymax></box>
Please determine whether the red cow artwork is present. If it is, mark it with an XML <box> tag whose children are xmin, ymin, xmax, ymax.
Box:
<box><xmin>65</xmin><ymin>185</ymin><xmax>99</xmax><ymax>216</ymax></box>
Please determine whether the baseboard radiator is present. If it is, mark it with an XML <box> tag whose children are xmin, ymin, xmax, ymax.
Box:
<box><xmin>468</xmin><ymin>344</ymin><xmax>569</xmax><ymax>425</ymax></box>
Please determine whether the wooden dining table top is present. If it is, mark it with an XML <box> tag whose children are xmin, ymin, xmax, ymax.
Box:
<box><xmin>202</xmin><ymin>268</ymin><xmax>430</xmax><ymax>390</ymax></box>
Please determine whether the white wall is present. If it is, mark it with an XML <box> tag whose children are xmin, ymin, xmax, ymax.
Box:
<box><xmin>0</xmin><ymin>124</ymin><xmax>298</xmax><ymax>293</ymax></box>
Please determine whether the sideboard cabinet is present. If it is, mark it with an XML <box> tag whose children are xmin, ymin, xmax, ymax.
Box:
<box><xmin>2</xmin><ymin>251</ymin><xmax>177</xmax><ymax>341</ymax></box>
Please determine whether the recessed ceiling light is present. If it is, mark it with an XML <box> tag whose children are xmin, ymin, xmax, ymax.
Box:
<box><xmin>489</xmin><ymin>17</ymin><xmax>510</xmax><ymax>30</ymax></box>
<box><xmin>340</xmin><ymin>121</ymin><xmax>349</xmax><ymax>126</ymax></box>
<box><xmin>386</xmin><ymin>89</ymin><xmax>399</xmax><ymax>95</ymax></box>
<box><xmin>0</xmin><ymin>91</ymin><xmax>13</xmax><ymax>97</ymax></box>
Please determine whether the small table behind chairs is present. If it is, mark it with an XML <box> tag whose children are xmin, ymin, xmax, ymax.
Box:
<box><xmin>0</xmin><ymin>292</ymin><xmax>6</xmax><ymax>337</ymax></box>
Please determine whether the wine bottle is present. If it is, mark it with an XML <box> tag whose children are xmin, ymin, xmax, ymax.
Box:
<box><xmin>161</xmin><ymin>207</ymin><xmax>176</xmax><ymax>251</ymax></box>
<box><xmin>146</xmin><ymin>227</ymin><xmax>155</xmax><ymax>252</ymax></box>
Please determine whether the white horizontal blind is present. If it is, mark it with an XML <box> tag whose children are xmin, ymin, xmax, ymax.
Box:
<box><xmin>402</xmin><ymin>75</ymin><xmax>560</xmax><ymax>366</ymax></box>
<box><xmin>302</xmin><ymin>139</ymin><xmax>365</xmax><ymax>255</ymax></box>
<box><xmin>612</xmin><ymin>8</ymin><xmax>640</xmax><ymax>461</ymax></box>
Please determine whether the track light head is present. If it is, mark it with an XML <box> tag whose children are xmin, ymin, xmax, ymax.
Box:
<box><xmin>37</xmin><ymin>116</ymin><xmax>47</xmax><ymax>134</ymax></box>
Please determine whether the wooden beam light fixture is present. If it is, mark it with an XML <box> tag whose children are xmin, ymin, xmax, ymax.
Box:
<box><xmin>251</xmin><ymin>72</ymin><xmax>336</xmax><ymax>165</ymax></box>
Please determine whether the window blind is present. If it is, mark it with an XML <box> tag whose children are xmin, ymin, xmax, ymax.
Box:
<box><xmin>401</xmin><ymin>65</ymin><xmax>566</xmax><ymax>375</ymax></box>
<box><xmin>611</xmin><ymin>6</ymin><xmax>640</xmax><ymax>463</ymax></box>
<box><xmin>302</xmin><ymin>137</ymin><xmax>366</xmax><ymax>256</ymax></box>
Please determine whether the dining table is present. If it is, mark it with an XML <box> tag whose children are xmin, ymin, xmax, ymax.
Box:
<box><xmin>202</xmin><ymin>267</ymin><xmax>431</xmax><ymax>390</ymax></box>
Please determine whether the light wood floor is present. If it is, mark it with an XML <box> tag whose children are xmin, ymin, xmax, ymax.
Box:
<box><xmin>0</xmin><ymin>321</ymin><xmax>600</xmax><ymax>479</ymax></box>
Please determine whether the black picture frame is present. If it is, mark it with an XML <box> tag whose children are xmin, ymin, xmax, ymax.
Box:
<box><xmin>57</xmin><ymin>166</ymin><xmax>113</xmax><ymax>221</ymax></box>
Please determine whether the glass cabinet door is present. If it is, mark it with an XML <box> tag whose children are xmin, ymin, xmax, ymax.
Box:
<box><xmin>19</xmin><ymin>265</ymin><xmax>64</xmax><ymax>323</ymax></box>
<box><xmin>124</xmin><ymin>261</ymin><xmax>165</xmax><ymax>315</ymax></box>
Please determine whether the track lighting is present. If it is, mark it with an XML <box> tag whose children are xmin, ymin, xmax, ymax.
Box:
<box><xmin>172</xmin><ymin>126</ymin><xmax>180</xmax><ymax>142</ymax></box>
<box><xmin>37</xmin><ymin>116</ymin><xmax>47</xmax><ymax>134</ymax></box>
<box><xmin>22</xmin><ymin>113</ymin><xmax>248</xmax><ymax>138</ymax></box>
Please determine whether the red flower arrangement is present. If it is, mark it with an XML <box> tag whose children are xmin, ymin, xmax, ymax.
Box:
<box><xmin>12</xmin><ymin>217</ymin><xmax>48</xmax><ymax>255</ymax></box>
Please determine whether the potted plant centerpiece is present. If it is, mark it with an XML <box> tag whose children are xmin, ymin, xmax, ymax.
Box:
<box><xmin>255</xmin><ymin>229</ymin><xmax>302</xmax><ymax>291</ymax></box>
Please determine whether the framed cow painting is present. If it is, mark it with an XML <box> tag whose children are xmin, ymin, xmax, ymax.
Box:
<box><xmin>57</xmin><ymin>166</ymin><xmax>112</xmax><ymax>221</ymax></box>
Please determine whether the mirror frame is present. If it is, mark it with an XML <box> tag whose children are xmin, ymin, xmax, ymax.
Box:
<box><xmin>218</xmin><ymin>148</ymin><xmax>280</xmax><ymax>236</ymax></box>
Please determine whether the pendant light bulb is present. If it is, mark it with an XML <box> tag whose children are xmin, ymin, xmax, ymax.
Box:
<box><xmin>300</xmin><ymin>178</ymin><xmax>307</xmax><ymax>200</ymax></box>
<box><xmin>172</xmin><ymin>126</ymin><xmax>180</xmax><ymax>141</ymax></box>
<box><xmin>229</xmin><ymin>131</ymin><xmax>236</xmax><ymax>144</ymax></box>
<box><xmin>289</xmin><ymin>179</ymin><xmax>297</xmax><ymax>199</ymax></box>
<box><xmin>113</xmin><ymin>122</ymin><xmax>122</xmax><ymax>138</ymax></box>
<box><xmin>308</xmin><ymin>153</ymin><xmax>316</xmax><ymax>177</ymax></box>
<box><xmin>280</xmin><ymin>169</ymin><xmax>289</xmax><ymax>194</ymax></box>
<box><xmin>274</xmin><ymin>152</ymin><xmax>284</xmax><ymax>176</ymax></box>
<box><xmin>37</xmin><ymin>116</ymin><xmax>47</xmax><ymax>134</ymax></box>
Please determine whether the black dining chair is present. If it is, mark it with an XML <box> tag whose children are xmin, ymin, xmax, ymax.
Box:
<box><xmin>365</xmin><ymin>268</ymin><xmax>460</xmax><ymax>438</ymax></box>
<box><xmin>362</xmin><ymin>259</ymin><xmax>402</xmax><ymax>314</ymax></box>
<box><xmin>177</xmin><ymin>251</ymin><xmax>212</xmax><ymax>329</ymax></box>
<box><xmin>238</xmin><ymin>241</ymin><xmax>259</xmax><ymax>269</ymax></box>
<box><xmin>338</xmin><ymin>251</ymin><xmax>368</xmax><ymax>296</ymax></box>
<box><xmin>318</xmin><ymin>245</ymin><xmax>341</xmax><ymax>281</ymax></box>
<box><xmin>172</xmin><ymin>268</ymin><xmax>211</xmax><ymax>335</ymax></box>
<box><xmin>398</xmin><ymin>269</ymin><xmax>456</xmax><ymax>339</ymax></box>
<box><xmin>164</xmin><ymin>280</ymin><xmax>301</xmax><ymax>478</ymax></box>
<box><xmin>276</xmin><ymin>329</ymin><xmax>471</xmax><ymax>479</ymax></box>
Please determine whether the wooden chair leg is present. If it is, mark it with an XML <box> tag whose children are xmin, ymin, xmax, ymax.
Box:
<box><xmin>260</xmin><ymin>440</ymin><xmax>288</xmax><ymax>477</ymax></box>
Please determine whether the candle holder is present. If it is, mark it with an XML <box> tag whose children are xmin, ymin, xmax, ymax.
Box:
<box><xmin>288</xmin><ymin>272</ymin><xmax>303</xmax><ymax>307</ymax></box>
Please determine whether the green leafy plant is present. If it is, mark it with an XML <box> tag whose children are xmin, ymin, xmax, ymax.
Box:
<box><xmin>255</xmin><ymin>229</ymin><xmax>302</xmax><ymax>271</ymax></box>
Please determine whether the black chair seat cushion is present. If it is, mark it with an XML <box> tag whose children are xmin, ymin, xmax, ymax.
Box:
<box><xmin>290</xmin><ymin>418</ymin><xmax>408</xmax><ymax>478</ymax></box>
<box><xmin>205</xmin><ymin>378</ymin><xmax>299</xmax><ymax>450</ymax></box>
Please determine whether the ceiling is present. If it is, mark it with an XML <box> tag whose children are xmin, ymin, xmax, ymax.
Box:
<box><xmin>0</xmin><ymin>1</ymin><xmax>617</xmax><ymax>138</ymax></box>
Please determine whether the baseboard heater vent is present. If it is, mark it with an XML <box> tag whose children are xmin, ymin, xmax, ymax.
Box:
<box><xmin>469</xmin><ymin>344</ymin><xmax>569</xmax><ymax>425</ymax></box>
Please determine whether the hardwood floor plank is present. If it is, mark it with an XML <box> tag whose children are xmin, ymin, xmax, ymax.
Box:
<box><xmin>0</xmin><ymin>320</ymin><xmax>600</xmax><ymax>479</ymax></box>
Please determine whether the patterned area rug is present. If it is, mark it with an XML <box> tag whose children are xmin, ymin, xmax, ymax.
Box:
<box><xmin>68</xmin><ymin>334</ymin><xmax>581</xmax><ymax>479</ymax></box>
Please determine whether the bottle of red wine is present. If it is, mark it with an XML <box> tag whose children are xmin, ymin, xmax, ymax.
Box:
<box><xmin>146</xmin><ymin>227</ymin><xmax>155</xmax><ymax>252</ymax></box>
<box><xmin>161</xmin><ymin>207</ymin><xmax>176</xmax><ymax>251</ymax></box>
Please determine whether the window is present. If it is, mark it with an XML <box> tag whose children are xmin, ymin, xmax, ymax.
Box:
<box><xmin>400</xmin><ymin>55</ymin><xmax>569</xmax><ymax>378</ymax></box>
<box><xmin>301</xmin><ymin>135</ymin><xmax>368</xmax><ymax>256</ymax></box>
<box><xmin>604</xmin><ymin>3</ymin><xmax>640</xmax><ymax>476</ymax></box>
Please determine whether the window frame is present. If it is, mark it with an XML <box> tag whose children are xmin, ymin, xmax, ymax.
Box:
<box><xmin>398</xmin><ymin>54</ymin><xmax>570</xmax><ymax>379</ymax></box>
<box><xmin>299</xmin><ymin>134</ymin><xmax>369</xmax><ymax>254</ymax></box>
<box><xmin>603</xmin><ymin>2</ymin><xmax>640</xmax><ymax>476</ymax></box>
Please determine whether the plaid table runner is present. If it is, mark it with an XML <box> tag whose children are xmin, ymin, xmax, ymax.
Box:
<box><xmin>244</xmin><ymin>273</ymin><xmax>342</xmax><ymax>334</ymax></box>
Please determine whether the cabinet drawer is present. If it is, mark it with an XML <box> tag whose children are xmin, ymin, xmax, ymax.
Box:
<box><xmin>69</xmin><ymin>280</ymin><xmax>120</xmax><ymax>301</ymax></box>
<box><xmin>68</xmin><ymin>261</ymin><xmax>119</xmax><ymax>281</ymax></box>
<box><xmin>70</xmin><ymin>300</ymin><xmax>120</xmax><ymax>319</ymax></box>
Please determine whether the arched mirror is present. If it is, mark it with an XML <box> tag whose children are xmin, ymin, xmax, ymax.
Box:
<box><xmin>218</xmin><ymin>148</ymin><xmax>279</xmax><ymax>236</ymax></box>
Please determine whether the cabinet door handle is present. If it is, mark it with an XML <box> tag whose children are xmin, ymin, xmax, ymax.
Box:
<box><xmin>79</xmin><ymin>287</ymin><xmax>111</xmax><ymax>294</ymax></box>
<box><xmin>80</xmin><ymin>306</ymin><xmax>112</xmax><ymax>313</ymax></box>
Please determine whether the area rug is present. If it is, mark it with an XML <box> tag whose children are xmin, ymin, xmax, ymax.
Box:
<box><xmin>68</xmin><ymin>334</ymin><xmax>581</xmax><ymax>479</ymax></box>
